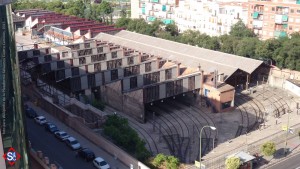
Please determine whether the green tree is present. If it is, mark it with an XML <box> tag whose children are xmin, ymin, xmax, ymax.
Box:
<box><xmin>115</xmin><ymin>17</ymin><xmax>132</xmax><ymax>28</ymax></box>
<box><xmin>166</xmin><ymin>156</ymin><xmax>180</xmax><ymax>169</ymax></box>
<box><xmin>103</xmin><ymin>115</ymin><xmax>151</xmax><ymax>161</ymax></box>
<box><xmin>261</xmin><ymin>141</ymin><xmax>276</xmax><ymax>156</ymax></box>
<box><xmin>164</xmin><ymin>23</ymin><xmax>179</xmax><ymax>36</ymax></box>
<box><xmin>234</xmin><ymin>37</ymin><xmax>260</xmax><ymax>58</ymax></box>
<box><xmin>255</xmin><ymin>39</ymin><xmax>281</xmax><ymax>60</ymax></box>
<box><xmin>225</xmin><ymin>156</ymin><xmax>241</xmax><ymax>169</ymax></box>
<box><xmin>153</xmin><ymin>153</ymin><xmax>166</xmax><ymax>167</ymax></box>
<box><xmin>219</xmin><ymin>35</ymin><xmax>238</xmax><ymax>54</ymax></box>
<box><xmin>119</xmin><ymin>8</ymin><xmax>127</xmax><ymax>18</ymax></box>
<box><xmin>229</xmin><ymin>20</ymin><xmax>256</xmax><ymax>38</ymax></box>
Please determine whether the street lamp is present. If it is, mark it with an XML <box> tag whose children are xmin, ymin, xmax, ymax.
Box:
<box><xmin>199</xmin><ymin>126</ymin><xmax>216</xmax><ymax>169</ymax></box>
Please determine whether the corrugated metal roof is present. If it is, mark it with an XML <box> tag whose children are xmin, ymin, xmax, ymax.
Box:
<box><xmin>95</xmin><ymin>31</ymin><xmax>263</xmax><ymax>79</ymax></box>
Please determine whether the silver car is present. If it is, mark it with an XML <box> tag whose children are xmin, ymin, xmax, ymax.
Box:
<box><xmin>65</xmin><ymin>137</ymin><xmax>81</xmax><ymax>150</ymax></box>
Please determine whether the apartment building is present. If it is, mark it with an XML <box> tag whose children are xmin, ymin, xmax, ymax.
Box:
<box><xmin>131</xmin><ymin>0</ymin><xmax>248</xmax><ymax>36</ymax></box>
<box><xmin>248</xmin><ymin>0</ymin><xmax>300</xmax><ymax>40</ymax></box>
<box><xmin>174</xmin><ymin>0</ymin><xmax>248</xmax><ymax>36</ymax></box>
<box><xmin>131</xmin><ymin>0</ymin><xmax>178</xmax><ymax>24</ymax></box>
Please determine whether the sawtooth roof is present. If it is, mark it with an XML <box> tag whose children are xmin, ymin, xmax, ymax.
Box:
<box><xmin>95</xmin><ymin>30</ymin><xmax>263</xmax><ymax>80</ymax></box>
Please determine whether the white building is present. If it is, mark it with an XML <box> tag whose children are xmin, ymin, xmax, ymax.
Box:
<box><xmin>131</xmin><ymin>0</ymin><xmax>177</xmax><ymax>24</ymax></box>
<box><xmin>174</xmin><ymin>0</ymin><xmax>248</xmax><ymax>36</ymax></box>
<box><xmin>131</xmin><ymin>0</ymin><xmax>248</xmax><ymax>36</ymax></box>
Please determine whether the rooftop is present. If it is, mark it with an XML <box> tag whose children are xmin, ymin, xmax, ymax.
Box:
<box><xmin>95</xmin><ymin>31</ymin><xmax>263</xmax><ymax>80</ymax></box>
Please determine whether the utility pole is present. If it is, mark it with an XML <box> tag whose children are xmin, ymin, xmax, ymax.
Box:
<box><xmin>284</xmin><ymin>108</ymin><xmax>290</xmax><ymax>155</ymax></box>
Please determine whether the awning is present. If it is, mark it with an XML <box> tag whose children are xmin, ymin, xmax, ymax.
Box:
<box><xmin>253</xmin><ymin>12</ymin><xmax>259</xmax><ymax>19</ymax></box>
<box><xmin>142</xmin><ymin>7</ymin><xmax>145</xmax><ymax>14</ymax></box>
<box><xmin>162</xmin><ymin>5</ymin><xmax>166</xmax><ymax>11</ymax></box>
<box><xmin>283</xmin><ymin>24</ymin><xmax>288</xmax><ymax>28</ymax></box>
<box><xmin>282</xmin><ymin>15</ymin><xmax>288</xmax><ymax>22</ymax></box>
<box><xmin>147</xmin><ymin>16</ymin><xmax>156</xmax><ymax>22</ymax></box>
<box><xmin>163</xmin><ymin>19</ymin><xmax>174</xmax><ymax>24</ymax></box>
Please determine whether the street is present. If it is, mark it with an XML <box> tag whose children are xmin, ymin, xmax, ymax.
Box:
<box><xmin>27</xmin><ymin>117</ymin><xmax>94</xmax><ymax>169</ymax></box>
<box><xmin>25</xmin><ymin>101</ymin><xmax>127</xmax><ymax>169</ymax></box>
<box><xmin>269</xmin><ymin>152</ymin><xmax>300</xmax><ymax>169</ymax></box>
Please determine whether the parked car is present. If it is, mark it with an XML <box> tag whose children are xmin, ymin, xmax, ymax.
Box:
<box><xmin>54</xmin><ymin>131</ymin><xmax>70</xmax><ymax>141</ymax></box>
<box><xmin>25</xmin><ymin>107</ymin><xmax>38</xmax><ymax>118</ymax></box>
<box><xmin>34</xmin><ymin>116</ymin><xmax>47</xmax><ymax>125</ymax></box>
<box><xmin>93</xmin><ymin>157</ymin><xmax>110</xmax><ymax>169</ymax></box>
<box><xmin>76</xmin><ymin>148</ymin><xmax>95</xmax><ymax>161</ymax></box>
<box><xmin>45</xmin><ymin>123</ymin><xmax>59</xmax><ymax>133</ymax></box>
<box><xmin>65</xmin><ymin>137</ymin><xmax>81</xmax><ymax>150</ymax></box>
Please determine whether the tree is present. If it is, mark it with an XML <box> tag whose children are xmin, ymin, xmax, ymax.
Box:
<box><xmin>219</xmin><ymin>35</ymin><xmax>238</xmax><ymax>54</ymax></box>
<box><xmin>115</xmin><ymin>17</ymin><xmax>131</xmax><ymax>28</ymax></box>
<box><xmin>234</xmin><ymin>37</ymin><xmax>260</xmax><ymax>58</ymax></box>
<box><xmin>164</xmin><ymin>23</ymin><xmax>179</xmax><ymax>36</ymax></box>
<box><xmin>255</xmin><ymin>39</ymin><xmax>282</xmax><ymax>60</ymax></box>
<box><xmin>152</xmin><ymin>154</ymin><xmax>180</xmax><ymax>169</ymax></box>
<box><xmin>229</xmin><ymin>20</ymin><xmax>256</xmax><ymax>38</ymax></box>
<box><xmin>261</xmin><ymin>141</ymin><xmax>276</xmax><ymax>156</ymax></box>
<box><xmin>153</xmin><ymin>154</ymin><xmax>166</xmax><ymax>167</ymax></box>
<box><xmin>225</xmin><ymin>156</ymin><xmax>241</xmax><ymax>169</ymax></box>
<box><xmin>119</xmin><ymin>8</ymin><xmax>127</xmax><ymax>18</ymax></box>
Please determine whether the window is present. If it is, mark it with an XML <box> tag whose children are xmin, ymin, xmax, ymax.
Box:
<box><xmin>97</xmin><ymin>47</ymin><xmax>103</xmax><ymax>53</ymax></box>
<box><xmin>33</xmin><ymin>50</ymin><xmax>40</xmax><ymax>56</ymax></box>
<box><xmin>188</xmin><ymin>76</ymin><xmax>195</xmax><ymax>90</ymax></box>
<box><xmin>70</xmin><ymin>77</ymin><xmax>81</xmax><ymax>91</ymax></box>
<box><xmin>144</xmin><ymin>72</ymin><xmax>160</xmax><ymax>85</ymax></box>
<box><xmin>158</xmin><ymin>60</ymin><xmax>166</xmax><ymax>68</ymax></box>
<box><xmin>107</xmin><ymin>59</ymin><xmax>122</xmax><ymax>69</ymax></box>
<box><xmin>78</xmin><ymin>49</ymin><xmax>92</xmax><ymax>56</ymax></box>
<box><xmin>130</xmin><ymin>77</ymin><xmax>138</xmax><ymax>89</ymax></box>
<box><xmin>145</xmin><ymin>62</ymin><xmax>152</xmax><ymax>72</ymax></box>
<box><xmin>165</xmin><ymin>69</ymin><xmax>172</xmax><ymax>80</ymax></box>
<box><xmin>127</xmin><ymin>57</ymin><xmax>134</xmax><ymax>65</ymax></box>
<box><xmin>174</xmin><ymin>79</ymin><xmax>183</xmax><ymax>95</ymax></box>
<box><xmin>111</xmin><ymin>51</ymin><xmax>117</xmax><ymax>58</ymax></box>
<box><xmin>111</xmin><ymin>69</ymin><xmax>118</xmax><ymax>81</ymax></box>
<box><xmin>72</xmin><ymin>67</ymin><xmax>79</xmax><ymax>76</ymax></box>
<box><xmin>272</xmin><ymin>7</ymin><xmax>275</xmax><ymax>11</ymax></box>
<box><xmin>289</xmin><ymin>26</ymin><xmax>293</xmax><ymax>30</ymax></box>
<box><xmin>44</xmin><ymin>55</ymin><xmax>52</xmax><ymax>62</ymax></box>
<box><xmin>91</xmin><ymin>54</ymin><xmax>107</xmax><ymax>62</ymax></box>
<box><xmin>57</xmin><ymin>61</ymin><xmax>65</xmax><ymax>69</ymax></box>
<box><xmin>166</xmin><ymin>82</ymin><xmax>174</xmax><ymax>97</ymax></box>
<box><xmin>297</xmin><ymin>10</ymin><xmax>300</xmax><ymax>13</ymax></box>
<box><xmin>84</xmin><ymin>43</ymin><xmax>90</xmax><ymax>48</ymax></box>
<box><xmin>79</xmin><ymin>57</ymin><xmax>86</xmax><ymax>65</ymax></box>
<box><xmin>94</xmin><ymin>63</ymin><xmax>101</xmax><ymax>72</ymax></box>
<box><xmin>291</xmin><ymin>9</ymin><xmax>294</xmax><ymax>13</ymax></box>
<box><xmin>56</xmin><ymin>70</ymin><xmax>65</xmax><ymax>81</ymax></box>
<box><xmin>88</xmin><ymin>74</ymin><xmax>95</xmax><ymax>88</ymax></box>
<box><xmin>141</xmin><ymin>55</ymin><xmax>149</xmax><ymax>62</ymax></box>
<box><xmin>62</xmin><ymin>51</ymin><xmax>68</xmax><ymax>58</ymax></box>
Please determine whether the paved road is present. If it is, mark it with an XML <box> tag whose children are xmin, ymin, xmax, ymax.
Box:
<box><xmin>269</xmin><ymin>152</ymin><xmax>300</xmax><ymax>169</ymax></box>
<box><xmin>27</xmin><ymin>117</ymin><xmax>94</xmax><ymax>169</ymax></box>
<box><xmin>26</xmin><ymin>101</ymin><xmax>127</xmax><ymax>169</ymax></box>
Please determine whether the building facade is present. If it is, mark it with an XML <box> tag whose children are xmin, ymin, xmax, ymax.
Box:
<box><xmin>131</xmin><ymin>0</ymin><xmax>177</xmax><ymax>24</ymax></box>
<box><xmin>131</xmin><ymin>0</ymin><xmax>248</xmax><ymax>36</ymax></box>
<box><xmin>174</xmin><ymin>0</ymin><xmax>248</xmax><ymax>35</ymax></box>
<box><xmin>0</xmin><ymin>1</ymin><xmax>29</xmax><ymax>169</ymax></box>
<box><xmin>248</xmin><ymin>0</ymin><xmax>300</xmax><ymax>40</ymax></box>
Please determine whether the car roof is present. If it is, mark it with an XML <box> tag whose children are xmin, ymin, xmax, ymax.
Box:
<box><xmin>67</xmin><ymin>137</ymin><xmax>76</xmax><ymax>141</ymax></box>
<box><xmin>81</xmin><ymin>148</ymin><xmax>93</xmax><ymax>153</ymax></box>
<box><xmin>37</xmin><ymin>116</ymin><xmax>45</xmax><ymax>119</ymax></box>
<box><xmin>94</xmin><ymin>157</ymin><xmax>105</xmax><ymax>162</ymax></box>
<box><xmin>57</xmin><ymin>131</ymin><xmax>66</xmax><ymax>134</ymax></box>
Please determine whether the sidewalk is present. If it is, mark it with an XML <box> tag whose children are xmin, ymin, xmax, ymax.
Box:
<box><xmin>259</xmin><ymin>136</ymin><xmax>300</xmax><ymax>168</ymax></box>
<box><xmin>25</xmin><ymin>101</ymin><xmax>127</xmax><ymax>169</ymax></box>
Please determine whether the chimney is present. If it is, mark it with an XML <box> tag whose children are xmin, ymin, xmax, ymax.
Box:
<box><xmin>219</xmin><ymin>73</ymin><xmax>224</xmax><ymax>82</ymax></box>
<box><xmin>214</xmin><ymin>70</ymin><xmax>218</xmax><ymax>88</ymax></box>
<box><xmin>177</xmin><ymin>62</ymin><xmax>181</xmax><ymax>76</ymax></box>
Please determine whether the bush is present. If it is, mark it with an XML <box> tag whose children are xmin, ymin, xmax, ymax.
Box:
<box><xmin>261</xmin><ymin>141</ymin><xmax>276</xmax><ymax>156</ymax></box>
<box><xmin>91</xmin><ymin>99</ymin><xmax>105</xmax><ymax>111</ymax></box>
<box><xmin>153</xmin><ymin>154</ymin><xmax>166</xmax><ymax>167</ymax></box>
<box><xmin>225</xmin><ymin>156</ymin><xmax>240</xmax><ymax>169</ymax></box>
<box><xmin>103</xmin><ymin>115</ymin><xmax>151</xmax><ymax>161</ymax></box>
<box><xmin>152</xmin><ymin>154</ymin><xmax>180</xmax><ymax>169</ymax></box>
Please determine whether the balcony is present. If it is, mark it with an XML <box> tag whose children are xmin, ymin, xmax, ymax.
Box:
<box><xmin>275</xmin><ymin>14</ymin><xmax>288</xmax><ymax>24</ymax></box>
<box><xmin>274</xmin><ymin>30</ymin><xmax>287</xmax><ymax>38</ymax></box>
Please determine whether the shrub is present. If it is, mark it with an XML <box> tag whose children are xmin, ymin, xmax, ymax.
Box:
<box><xmin>260</xmin><ymin>141</ymin><xmax>276</xmax><ymax>156</ymax></box>
<box><xmin>91</xmin><ymin>99</ymin><xmax>105</xmax><ymax>111</ymax></box>
<box><xmin>225</xmin><ymin>156</ymin><xmax>240</xmax><ymax>169</ymax></box>
<box><xmin>103</xmin><ymin>115</ymin><xmax>151</xmax><ymax>161</ymax></box>
<box><xmin>153</xmin><ymin>154</ymin><xmax>166</xmax><ymax>167</ymax></box>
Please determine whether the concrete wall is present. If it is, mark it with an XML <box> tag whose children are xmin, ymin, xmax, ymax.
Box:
<box><xmin>102</xmin><ymin>81</ymin><xmax>123</xmax><ymax>111</ymax></box>
<box><xmin>123</xmin><ymin>89</ymin><xmax>145</xmax><ymax>123</ymax></box>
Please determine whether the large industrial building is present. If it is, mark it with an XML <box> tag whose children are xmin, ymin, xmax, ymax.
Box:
<box><xmin>18</xmin><ymin>30</ymin><xmax>265</xmax><ymax>123</ymax></box>
<box><xmin>0</xmin><ymin>1</ymin><xmax>29</xmax><ymax>169</ymax></box>
<box><xmin>14</xmin><ymin>9</ymin><xmax>124</xmax><ymax>45</ymax></box>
